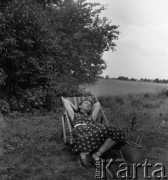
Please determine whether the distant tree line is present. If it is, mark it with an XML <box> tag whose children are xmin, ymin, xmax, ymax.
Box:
<box><xmin>118</xmin><ymin>76</ymin><xmax>137</xmax><ymax>81</ymax></box>
<box><xmin>140</xmin><ymin>78</ymin><xmax>168</xmax><ymax>83</ymax></box>
<box><xmin>98</xmin><ymin>76</ymin><xmax>168</xmax><ymax>84</ymax></box>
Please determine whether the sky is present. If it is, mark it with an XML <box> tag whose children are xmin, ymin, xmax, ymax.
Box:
<box><xmin>87</xmin><ymin>0</ymin><xmax>168</xmax><ymax>80</ymax></box>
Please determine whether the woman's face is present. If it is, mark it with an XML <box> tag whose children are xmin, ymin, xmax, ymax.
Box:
<box><xmin>79</xmin><ymin>100</ymin><xmax>92</xmax><ymax>113</ymax></box>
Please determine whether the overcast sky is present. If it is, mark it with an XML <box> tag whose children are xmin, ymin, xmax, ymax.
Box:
<box><xmin>87</xmin><ymin>0</ymin><xmax>168</xmax><ymax>79</ymax></box>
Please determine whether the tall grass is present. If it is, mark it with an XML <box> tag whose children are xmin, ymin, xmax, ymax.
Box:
<box><xmin>86</xmin><ymin>79</ymin><xmax>168</xmax><ymax>97</ymax></box>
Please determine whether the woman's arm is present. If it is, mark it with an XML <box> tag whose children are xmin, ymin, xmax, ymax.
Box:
<box><xmin>61</xmin><ymin>97</ymin><xmax>77</xmax><ymax>121</ymax></box>
<box><xmin>91</xmin><ymin>102</ymin><xmax>101</xmax><ymax>122</ymax></box>
<box><xmin>69</xmin><ymin>100</ymin><xmax>78</xmax><ymax>112</ymax></box>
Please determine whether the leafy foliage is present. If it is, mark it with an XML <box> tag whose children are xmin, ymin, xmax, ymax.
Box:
<box><xmin>0</xmin><ymin>68</ymin><xmax>7</xmax><ymax>86</ymax></box>
<box><xmin>0</xmin><ymin>0</ymin><xmax>57</xmax><ymax>91</ymax></box>
<box><xmin>0</xmin><ymin>99</ymin><xmax>10</xmax><ymax>114</ymax></box>
<box><xmin>0</xmin><ymin>0</ymin><xmax>119</xmax><ymax>111</ymax></box>
<box><xmin>49</xmin><ymin>0</ymin><xmax>119</xmax><ymax>84</ymax></box>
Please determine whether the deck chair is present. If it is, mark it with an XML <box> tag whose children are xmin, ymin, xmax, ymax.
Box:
<box><xmin>61</xmin><ymin>95</ymin><xmax>126</xmax><ymax>163</ymax></box>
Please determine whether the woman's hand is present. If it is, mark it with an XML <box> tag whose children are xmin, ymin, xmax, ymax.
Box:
<box><xmin>61</xmin><ymin>96</ymin><xmax>65</xmax><ymax>101</ymax></box>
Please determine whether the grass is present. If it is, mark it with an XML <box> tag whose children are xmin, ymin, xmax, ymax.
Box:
<box><xmin>86</xmin><ymin>79</ymin><xmax>168</xmax><ymax>96</ymax></box>
<box><xmin>0</xmin><ymin>93</ymin><xmax>168</xmax><ymax>179</ymax></box>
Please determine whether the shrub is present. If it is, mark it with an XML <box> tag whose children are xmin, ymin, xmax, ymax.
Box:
<box><xmin>161</xmin><ymin>89</ymin><xmax>168</xmax><ymax>97</ymax></box>
<box><xmin>0</xmin><ymin>68</ymin><xmax>7</xmax><ymax>86</ymax></box>
<box><xmin>114</xmin><ymin>96</ymin><xmax>124</xmax><ymax>105</ymax></box>
<box><xmin>128</xmin><ymin>96</ymin><xmax>143</xmax><ymax>109</ymax></box>
<box><xmin>98</xmin><ymin>96</ymin><xmax>113</xmax><ymax>108</ymax></box>
<box><xmin>8</xmin><ymin>79</ymin><xmax>91</xmax><ymax>112</ymax></box>
<box><xmin>98</xmin><ymin>95</ymin><xmax>124</xmax><ymax>108</ymax></box>
<box><xmin>165</xmin><ymin>90</ymin><xmax>168</xmax><ymax>96</ymax></box>
<box><xmin>0</xmin><ymin>99</ymin><xmax>10</xmax><ymax>114</ymax></box>
<box><xmin>144</xmin><ymin>93</ymin><xmax>149</xmax><ymax>97</ymax></box>
<box><xmin>143</xmin><ymin>102</ymin><xmax>160</xmax><ymax>109</ymax></box>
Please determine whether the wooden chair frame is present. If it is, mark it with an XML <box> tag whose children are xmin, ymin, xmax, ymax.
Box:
<box><xmin>61</xmin><ymin>96</ymin><xmax>127</xmax><ymax>163</ymax></box>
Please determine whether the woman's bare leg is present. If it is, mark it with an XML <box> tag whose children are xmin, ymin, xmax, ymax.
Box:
<box><xmin>80</xmin><ymin>152</ymin><xmax>89</xmax><ymax>159</ymax></box>
<box><xmin>92</xmin><ymin>138</ymin><xmax>117</xmax><ymax>160</ymax></box>
<box><xmin>79</xmin><ymin>152</ymin><xmax>91</xmax><ymax>166</ymax></box>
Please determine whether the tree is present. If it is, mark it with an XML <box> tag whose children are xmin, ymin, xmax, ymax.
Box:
<box><xmin>49</xmin><ymin>0</ymin><xmax>119</xmax><ymax>84</ymax></box>
<box><xmin>130</xmin><ymin>78</ymin><xmax>136</xmax><ymax>81</ymax></box>
<box><xmin>0</xmin><ymin>1</ymin><xmax>57</xmax><ymax>92</ymax></box>
<box><xmin>0</xmin><ymin>0</ymin><xmax>70</xmax><ymax>110</ymax></box>
<box><xmin>154</xmin><ymin>78</ymin><xmax>160</xmax><ymax>83</ymax></box>
<box><xmin>105</xmin><ymin>75</ymin><xmax>110</xmax><ymax>79</ymax></box>
<box><xmin>118</xmin><ymin>76</ymin><xmax>129</xmax><ymax>81</ymax></box>
<box><xmin>0</xmin><ymin>0</ymin><xmax>61</xmax><ymax>12</ymax></box>
<box><xmin>0</xmin><ymin>0</ymin><xmax>119</xmax><ymax>110</ymax></box>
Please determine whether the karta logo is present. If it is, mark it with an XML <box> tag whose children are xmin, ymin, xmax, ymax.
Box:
<box><xmin>95</xmin><ymin>158</ymin><xmax>167</xmax><ymax>179</ymax></box>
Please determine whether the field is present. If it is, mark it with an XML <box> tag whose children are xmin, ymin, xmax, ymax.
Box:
<box><xmin>0</xmin><ymin>80</ymin><xmax>168</xmax><ymax>179</ymax></box>
<box><xmin>86</xmin><ymin>79</ymin><xmax>168</xmax><ymax>96</ymax></box>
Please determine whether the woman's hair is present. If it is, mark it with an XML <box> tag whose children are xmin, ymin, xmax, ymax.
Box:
<box><xmin>78</xmin><ymin>100</ymin><xmax>93</xmax><ymax>115</ymax></box>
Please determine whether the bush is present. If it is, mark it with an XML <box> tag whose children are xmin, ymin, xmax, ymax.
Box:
<box><xmin>0</xmin><ymin>99</ymin><xmax>10</xmax><ymax>114</ymax></box>
<box><xmin>165</xmin><ymin>90</ymin><xmax>168</xmax><ymax>96</ymax></box>
<box><xmin>144</xmin><ymin>93</ymin><xmax>149</xmax><ymax>97</ymax></box>
<box><xmin>0</xmin><ymin>68</ymin><xmax>7</xmax><ymax>86</ymax></box>
<box><xmin>114</xmin><ymin>96</ymin><xmax>124</xmax><ymax>105</ymax></box>
<box><xmin>98</xmin><ymin>96</ymin><xmax>113</xmax><ymax>108</ymax></box>
<box><xmin>161</xmin><ymin>89</ymin><xmax>168</xmax><ymax>96</ymax></box>
<box><xmin>98</xmin><ymin>95</ymin><xmax>124</xmax><ymax>108</ymax></box>
<box><xmin>7</xmin><ymin>80</ymin><xmax>91</xmax><ymax>112</ymax></box>
<box><xmin>143</xmin><ymin>102</ymin><xmax>160</xmax><ymax>109</ymax></box>
<box><xmin>128</xmin><ymin>96</ymin><xmax>143</xmax><ymax>109</ymax></box>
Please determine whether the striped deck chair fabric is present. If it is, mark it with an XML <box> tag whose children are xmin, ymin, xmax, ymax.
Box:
<box><xmin>66</xmin><ymin>96</ymin><xmax>103</xmax><ymax>125</ymax></box>
<box><xmin>61</xmin><ymin>96</ymin><xmax>100</xmax><ymax>143</ymax></box>
<box><xmin>61</xmin><ymin>96</ymin><xmax>108</xmax><ymax>143</ymax></box>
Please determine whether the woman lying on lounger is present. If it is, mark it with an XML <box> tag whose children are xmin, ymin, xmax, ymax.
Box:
<box><xmin>62</xmin><ymin>97</ymin><xmax>126</xmax><ymax>167</ymax></box>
